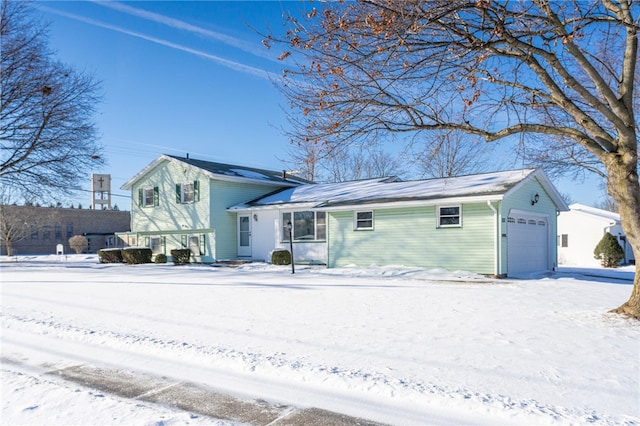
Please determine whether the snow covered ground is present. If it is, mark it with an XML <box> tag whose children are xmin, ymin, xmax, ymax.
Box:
<box><xmin>1</xmin><ymin>255</ymin><xmax>638</xmax><ymax>425</ymax></box>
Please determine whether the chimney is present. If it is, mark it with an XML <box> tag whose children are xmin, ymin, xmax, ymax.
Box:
<box><xmin>186</xmin><ymin>153</ymin><xmax>189</xmax><ymax>159</ymax></box>
<box><xmin>282</xmin><ymin>170</ymin><xmax>286</xmax><ymax>180</ymax></box>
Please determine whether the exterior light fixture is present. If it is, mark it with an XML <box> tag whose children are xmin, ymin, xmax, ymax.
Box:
<box><xmin>531</xmin><ymin>193</ymin><xmax>540</xmax><ymax>205</ymax></box>
<box><xmin>287</xmin><ymin>220</ymin><xmax>294</xmax><ymax>274</ymax></box>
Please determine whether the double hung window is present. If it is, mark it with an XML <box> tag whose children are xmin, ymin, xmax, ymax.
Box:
<box><xmin>139</xmin><ymin>187</ymin><xmax>159</xmax><ymax>207</ymax></box>
<box><xmin>176</xmin><ymin>181</ymin><xmax>199</xmax><ymax>204</ymax></box>
<box><xmin>438</xmin><ymin>206</ymin><xmax>461</xmax><ymax>227</ymax></box>
<box><xmin>355</xmin><ymin>211</ymin><xmax>374</xmax><ymax>230</ymax></box>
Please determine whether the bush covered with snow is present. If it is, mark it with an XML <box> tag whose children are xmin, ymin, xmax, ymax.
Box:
<box><xmin>271</xmin><ymin>249</ymin><xmax>291</xmax><ymax>265</ymax></box>
<box><xmin>170</xmin><ymin>249</ymin><xmax>191</xmax><ymax>265</ymax></box>
<box><xmin>122</xmin><ymin>248</ymin><xmax>152</xmax><ymax>265</ymax></box>
<box><xmin>98</xmin><ymin>248</ymin><xmax>123</xmax><ymax>263</ymax></box>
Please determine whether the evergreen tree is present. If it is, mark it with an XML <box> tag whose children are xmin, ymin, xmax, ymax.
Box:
<box><xmin>594</xmin><ymin>233</ymin><xmax>625</xmax><ymax>268</ymax></box>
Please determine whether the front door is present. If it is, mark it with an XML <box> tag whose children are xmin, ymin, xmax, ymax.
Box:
<box><xmin>238</xmin><ymin>215</ymin><xmax>251</xmax><ymax>257</ymax></box>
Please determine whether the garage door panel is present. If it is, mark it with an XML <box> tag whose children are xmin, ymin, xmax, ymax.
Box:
<box><xmin>508</xmin><ymin>214</ymin><xmax>548</xmax><ymax>274</ymax></box>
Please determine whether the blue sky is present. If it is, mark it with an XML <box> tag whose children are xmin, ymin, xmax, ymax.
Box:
<box><xmin>36</xmin><ymin>1</ymin><xmax>604</xmax><ymax>211</ymax></box>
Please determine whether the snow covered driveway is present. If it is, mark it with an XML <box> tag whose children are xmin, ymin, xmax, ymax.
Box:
<box><xmin>1</xmin><ymin>256</ymin><xmax>638</xmax><ymax>425</ymax></box>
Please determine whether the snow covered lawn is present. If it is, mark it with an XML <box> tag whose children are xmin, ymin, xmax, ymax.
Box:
<box><xmin>1</xmin><ymin>255</ymin><xmax>638</xmax><ymax>425</ymax></box>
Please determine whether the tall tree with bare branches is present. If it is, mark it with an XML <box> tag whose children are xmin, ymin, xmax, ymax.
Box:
<box><xmin>0</xmin><ymin>1</ymin><xmax>103</xmax><ymax>201</ymax></box>
<box><xmin>267</xmin><ymin>0</ymin><xmax>640</xmax><ymax>318</ymax></box>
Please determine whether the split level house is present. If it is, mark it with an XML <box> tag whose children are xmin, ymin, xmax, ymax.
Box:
<box><xmin>119</xmin><ymin>154</ymin><xmax>569</xmax><ymax>277</ymax></box>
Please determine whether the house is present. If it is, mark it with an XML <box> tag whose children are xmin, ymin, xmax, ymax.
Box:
<box><xmin>0</xmin><ymin>205</ymin><xmax>130</xmax><ymax>255</ymax></box>
<box><xmin>117</xmin><ymin>154</ymin><xmax>309</xmax><ymax>262</ymax></box>
<box><xmin>558</xmin><ymin>203</ymin><xmax>635</xmax><ymax>266</ymax></box>
<box><xmin>121</xmin><ymin>155</ymin><xmax>567</xmax><ymax>276</ymax></box>
<box><xmin>230</xmin><ymin>168</ymin><xmax>569</xmax><ymax>277</ymax></box>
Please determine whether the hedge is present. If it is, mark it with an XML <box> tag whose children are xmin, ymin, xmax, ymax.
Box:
<box><xmin>98</xmin><ymin>249</ymin><xmax>123</xmax><ymax>264</ymax></box>
<box><xmin>271</xmin><ymin>249</ymin><xmax>291</xmax><ymax>265</ymax></box>
<box><xmin>171</xmin><ymin>249</ymin><xmax>191</xmax><ymax>265</ymax></box>
<box><xmin>122</xmin><ymin>247</ymin><xmax>152</xmax><ymax>265</ymax></box>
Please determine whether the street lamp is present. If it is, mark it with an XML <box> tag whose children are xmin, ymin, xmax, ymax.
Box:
<box><xmin>287</xmin><ymin>220</ymin><xmax>295</xmax><ymax>274</ymax></box>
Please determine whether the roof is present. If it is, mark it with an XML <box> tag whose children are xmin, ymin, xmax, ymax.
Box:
<box><xmin>231</xmin><ymin>168</ymin><xmax>569</xmax><ymax>210</ymax></box>
<box><xmin>121</xmin><ymin>155</ymin><xmax>311</xmax><ymax>190</ymax></box>
<box><xmin>566</xmin><ymin>203</ymin><xmax>620</xmax><ymax>223</ymax></box>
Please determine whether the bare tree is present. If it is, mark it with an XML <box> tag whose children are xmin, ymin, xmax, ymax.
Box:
<box><xmin>0</xmin><ymin>0</ymin><xmax>104</xmax><ymax>201</ymax></box>
<box><xmin>414</xmin><ymin>131</ymin><xmax>497</xmax><ymax>178</ymax></box>
<box><xmin>268</xmin><ymin>0</ymin><xmax>640</xmax><ymax>318</ymax></box>
<box><xmin>68</xmin><ymin>235</ymin><xmax>88</xmax><ymax>254</ymax></box>
<box><xmin>0</xmin><ymin>188</ymin><xmax>40</xmax><ymax>256</ymax></box>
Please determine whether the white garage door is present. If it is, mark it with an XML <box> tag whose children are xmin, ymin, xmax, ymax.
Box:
<box><xmin>507</xmin><ymin>213</ymin><xmax>549</xmax><ymax>275</ymax></box>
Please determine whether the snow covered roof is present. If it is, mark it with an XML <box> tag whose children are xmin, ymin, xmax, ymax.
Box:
<box><xmin>121</xmin><ymin>155</ymin><xmax>311</xmax><ymax>190</ymax></box>
<box><xmin>232</xmin><ymin>169</ymin><xmax>568</xmax><ymax>210</ymax></box>
<box><xmin>567</xmin><ymin>203</ymin><xmax>620</xmax><ymax>223</ymax></box>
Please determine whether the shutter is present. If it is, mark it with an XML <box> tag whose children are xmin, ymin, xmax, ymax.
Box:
<box><xmin>181</xmin><ymin>234</ymin><xmax>187</xmax><ymax>248</ymax></box>
<box><xmin>194</xmin><ymin>180</ymin><xmax>200</xmax><ymax>202</ymax></box>
<box><xmin>153</xmin><ymin>187</ymin><xmax>159</xmax><ymax>206</ymax></box>
<box><xmin>200</xmin><ymin>234</ymin><xmax>205</xmax><ymax>255</ymax></box>
<box><xmin>138</xmin><ymin>188</ymin><xmax>143</xmax><ymax>206</ymax></box>
<box><xmin>176</xmin><ymin>184</ymin><xmax>181</xmax><ymax>203</ymax></box>
<box><xmin>144</xmin><ymin>236</ymin><xmax>149</xmax><ymax>247</ymax></box>
<box><xmin>161</xmin><ymin>236</ymin><xmax>166</xmax><ymax>254</ymax></box>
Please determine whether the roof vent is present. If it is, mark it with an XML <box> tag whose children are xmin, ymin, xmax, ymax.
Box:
<box><xmin>282</xmin><ymin>170</ymin><xmax>286</xmax><ymax>180</ymax></box>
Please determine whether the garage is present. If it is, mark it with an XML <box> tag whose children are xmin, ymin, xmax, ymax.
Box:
<box><xmin>507</xmin><ymin>211</ymin><xmax>549</xmax><ymax>275</ymax></box>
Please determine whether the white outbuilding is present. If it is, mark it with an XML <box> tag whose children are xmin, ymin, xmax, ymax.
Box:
<box><xmin>557</xmin><ymin>203</ymin><xmax>635</xmax><ymax>267</ymax></box>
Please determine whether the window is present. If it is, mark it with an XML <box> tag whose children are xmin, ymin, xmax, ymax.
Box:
<box><xmin>31</xmin><ymin>224</ymin><xmax>38</xmax><ymax>240</ymax></box>
<box><xmin>42</xmin><ymin>225</ymin><xmax>51</xmax><ymax>240</ymax></box>
<box><xmin>355</xmin><ymin>211</ymin><xmax>373</xmax><ymax>230</ymax></box>
<box><xmin>66</xmin><ymin>223</ymin><xmax>73</xmax><ymax>238</ymax></box>
<box><xmin>282</xmin><ymin>211</ymin><xmax>326</xmax><ymax>241</ymax></box>
<box><xmin>561</xmin><ymin>234</ymin><xmax>568</xmax><ymax>247</ymax></box>
<box><xmin>176</xmin><ymin>181</ymin><xmax>199</xmax><ymax>204</ymax></box>
<box><xmin>55</xmin><ymin>224</ymin><xmax>62</xmax><ymax>240</ymax></box>
<box><xmin>438</xmin><ymin>206</ymin><xmax>461</xmax><ymax>227</ymax></box>
<box><xmin>181</xmin><ymin>234</ymin><xmax>205</xmax><ymax>256</ymax></box>
<box><xmin>148</xmin><ymin>236</ymin><xmax>164</xmax><ymax>254</ymax></box>
<box><xmin>139</xmin><ymin>186</ymin><xmax>159</xmax><ymax>207</ymax></box>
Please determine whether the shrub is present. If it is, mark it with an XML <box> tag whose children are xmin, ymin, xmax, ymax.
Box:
<box><xmin>271</xmin><ymin>249</ymin><xmax>291</xmax><ymax>265</ymax></box>
<box><xmin>98</xmin><ymin>248</ymin><xmax>123</xmax><ymax>263</ymax></box>
<box><xmin>171</xmin><ymin>249</ymin><xmax>191</xmax><ymax>265</ymax></box>
<box><xmin>154</xmin><ymin>253</ymin><xmax>167</xmax><ymax>264</ymax></box>
<box><xmin>594</xmin><ymin>232</ymin><xmax>625</xmax><ymax>268</ymax></box>
<box><xmin>69</xmin><ymin>235</ymin><xmax>89</xmax><ymax>254</ymax></box>
<box><xmin>122</xmin><ymin>247</ymin><xmax>152</xmax><ymax>265</ymax></box>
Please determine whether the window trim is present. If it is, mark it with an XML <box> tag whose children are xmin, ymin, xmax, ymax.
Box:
<box><xmin>354</xmin><ymin>210</ymin><xmax>374</xmax><ymax>230</ymax></box>
<box><xmin>140</xmin><ymin>186</ymin><xmax>159</xmax><ymax>208</ymax></box>
<box><xmin>176</xmin><ymin>180</ymin><xmax>200</xmax><ymax>204</ymax></box>
<box><xmin>437</xmin><ymin>205</ymin><xmax>462</xmax><ymax>228</ymax></box>
<box><xmin>281</xmin><ymin>210</ymin><xmax>327</xmax><ymax>242</ymax></box>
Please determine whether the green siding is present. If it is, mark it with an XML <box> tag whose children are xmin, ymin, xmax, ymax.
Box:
<box><xmin>500</xmin><ymin>177</ymin><xmax>560</xmax><ymax>272</ymax></box>
<box><xmin>328</xmin><ymin>203</ymin><xmax>497</xmax><ymax>274</ymax></box>
<box><xmin>129</xmin><ymin>158</ymin><xmax>285</xmax><ymax>262</ymax></box>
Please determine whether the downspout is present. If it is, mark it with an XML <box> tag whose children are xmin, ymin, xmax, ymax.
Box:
<box><xmin>487</xmin><ymin>200</ymin><xmax>499</xmax><ymax>276</ymax></box>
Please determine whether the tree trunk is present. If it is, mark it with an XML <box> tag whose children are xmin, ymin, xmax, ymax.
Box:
<box><xmin>6</xmin><ymin>242</ymin><xmax>14</xmax><ymax>256</ymax></box>
<box><xmin>605</xmin><ymin>149</ymin><xmax>640</xmax><ymax>320</ymax></box>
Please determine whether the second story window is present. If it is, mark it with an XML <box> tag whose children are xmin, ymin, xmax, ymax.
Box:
<box><xmin>176</xmin><ymin>181</ymin><xmax>199</xmax><ymax>204</ymax></box>
<box><xmin>139</xmin><ymin>186</ymin><xmax>159</xmax><ymax>208</ymax></box>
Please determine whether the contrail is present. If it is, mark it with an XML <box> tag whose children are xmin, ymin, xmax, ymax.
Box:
<box><xmin>37</xmin><ymin>5</ymin><xmax>278</xmax><ymax>80</ymax></box>
<box><xmin>90</xmin><ymin>0</ymin><xmax>272</xmax><ymax>61</ymax></box>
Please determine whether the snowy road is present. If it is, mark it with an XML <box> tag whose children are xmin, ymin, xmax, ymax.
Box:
<box><xmin>2</xmin><ymin>256</ymin><xmax>639</xmax><ymax>425</ymax></box>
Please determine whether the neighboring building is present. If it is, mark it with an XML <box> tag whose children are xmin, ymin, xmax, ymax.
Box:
<box><xmin>117</xmin><ymin>154</ymin><xmax>309</xmax><ymax>263</ymax></box>
<box><xmin>0</xmin><ymin>205</ymin><xmax>130</xmax><ymax>255</ymax></box>
<box><xmin>121</xmin><ymin>155</ymin><xmax>568</xmax><ymax>277</ymax></box>
<box><xmin>558</xmin><ymin>203</ymin><xmax>635</xmax><ymax>266</ymax></box>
